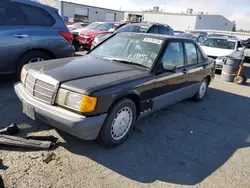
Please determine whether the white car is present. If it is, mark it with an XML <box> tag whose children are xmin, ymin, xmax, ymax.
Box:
<box><xmin>200</xmin><ymin>37</ymin><xmax>242</xmax><ymax>69</ymax></box>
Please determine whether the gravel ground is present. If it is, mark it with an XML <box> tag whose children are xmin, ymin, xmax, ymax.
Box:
<box><xmin>0</xmin><ymin>63</ymin><xmax>250</xmax><ymax>188</ymax></box>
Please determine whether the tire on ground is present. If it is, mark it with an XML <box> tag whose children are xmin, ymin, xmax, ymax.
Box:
<box><xmin>16</xmin><ymin>51</ymin><xmax>51</xmax><ymax>79</ymax></box>
<box><xmin>97</xmin><ymin>98</ymin><xmax>136</xmax><ymax>146</ymax></box>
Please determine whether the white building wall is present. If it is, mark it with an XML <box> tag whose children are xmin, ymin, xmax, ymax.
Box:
<box><xmin>195</xmin><ymin>15</ymin><xmax>233</xmax><ymax>31</ymax></box>
<box><xmin>37</xmin><ymin>0</ymin><xmax>61</xmax><ymax>13</ymax></box>
<box><xmin>62</xmin><ymin>2</ymin><xmax>124</xmax><ymax>22</ymax></box>
<box><xmin>143</xmin><ymin>13</ymin><xmax>197</xmax><ymax>31</ymax></box>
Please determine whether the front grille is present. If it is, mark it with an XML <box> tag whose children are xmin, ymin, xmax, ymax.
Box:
<box><xmin>24</xmin><ymin>73</ymin><xmax>57</xmax><ymax>104</ymax></box>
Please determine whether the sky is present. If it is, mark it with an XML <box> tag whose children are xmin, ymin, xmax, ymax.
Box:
<box><xmin>67</xmin><ymin>0</ymin><xmax>250</xmax><ymax>30</ymax></box>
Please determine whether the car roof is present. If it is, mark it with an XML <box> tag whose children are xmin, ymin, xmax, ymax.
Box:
<box><xmin>207</xmin><ymin>36</ymin><xmax>239</xmax><ymax>41</ymax></box>
<box><xmin>12</xmin><ymin>0</ymin><xmax>57</xmax><ymax>11</ymax></box>
<box><xmin>117</xmin><ymin>32</ymin><xmax>194</xmax><ymax>42</ymax></box>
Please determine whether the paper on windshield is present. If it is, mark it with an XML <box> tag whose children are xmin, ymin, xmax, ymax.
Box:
<box><xmin>143</xmin><ymin>38</ymin><xmax>163</xmax><ymax>45</ymax></box>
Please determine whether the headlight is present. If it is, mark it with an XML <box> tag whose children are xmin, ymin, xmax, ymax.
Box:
<box><xmin>83</xmin><ymin>34</ymin><xmax>90</xmax><ymax>39</ymax></box>
<box><xmin>93</xmin><ymin>37</ymin><xmax>99</xmax><ymax>43</ymax></box>
<box><xmin>57</xmin><ymin>90</ymin><xmax>97</xmax><ymax>113</ymax></box>
<box><xmin>20</xmin><ymin>67</ymin><xmax>27</xmax><ymax>83</ymax></box>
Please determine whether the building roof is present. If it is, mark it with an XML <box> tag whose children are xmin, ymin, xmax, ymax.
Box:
<box><xmin>60</xmin><ymin>0</ymin><xmax>124</xmax><ymax>12</ymax></box>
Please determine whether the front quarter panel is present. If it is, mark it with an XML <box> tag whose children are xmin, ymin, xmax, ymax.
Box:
<box><xmin>86</xmin><ymin>74</ymin><xmax>156</xmax><ymax>116</ymax></box>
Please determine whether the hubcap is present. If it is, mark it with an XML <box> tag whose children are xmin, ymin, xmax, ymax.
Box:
<box><xmin>199</xmin><ymin>80</ymin><xmax>207</xmax><ymax>98</ymax></box>
<box><xmin>28</xmin><ymin>57</ymin><xmax>44</xmax><ymax>64</ymax></box>
<box><xmin>111</xmin><ymin>107</ymin><xmax>133</xmax><ymax>140</ymax></box>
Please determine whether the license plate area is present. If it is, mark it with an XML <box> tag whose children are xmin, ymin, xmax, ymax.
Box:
<box><xmin>22</xmin><ymin>102</ymin><xmax>35</xmax><ymax>120</ymax></box>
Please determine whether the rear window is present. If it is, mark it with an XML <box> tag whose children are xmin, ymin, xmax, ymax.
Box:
<box><xmin>159</xmin><ymin>26</ymin><xmax>171</xmax><ymax>35</ymax></box>
<box><xmin>20</xmin><ymin>4</ymin><xmax>55</xmax><ymax>26</ymax></box>
<box><xmin>116</xmin><ymin>25</ymin><xmax>149</xmax><ymax>33</ymax></box>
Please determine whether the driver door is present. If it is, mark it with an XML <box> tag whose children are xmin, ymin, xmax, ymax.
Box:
<box><xmin>153</xmin><ymin>40</ymin><xmax>189</xmax><ymax>111</ymax></box>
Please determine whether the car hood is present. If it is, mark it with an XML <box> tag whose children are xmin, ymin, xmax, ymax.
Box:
<box><xmin>201</xmin><ymin>46</ymin><xmax>235</xmax><ymax>57</ymax></box>
<box><xmin>95</xmin><ymin>33</ymin><xmax>113</xmax><ymax>43</ymax></box>
<box><xmin>80</xmin><ymin>30</ymin><xmax>109</xmax><ymax>36</ymax></box>
<box><xmin>24</xmin><ymin>55</ymin><xmax>147</xmax><ymax>93</ymax></box>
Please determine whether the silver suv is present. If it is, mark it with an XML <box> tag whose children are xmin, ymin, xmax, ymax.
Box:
<box><xmin>0</xmin><ymin>0</ymin><xmax>75</xmax><ymax>76</ymax></box>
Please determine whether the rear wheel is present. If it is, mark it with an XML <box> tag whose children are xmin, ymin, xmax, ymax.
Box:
<box><xmin>16</xmin><ymin>51</ymin><xmax>51</xmax><ymax>79</ymax></box>
<box><xmin>192</xmin><ymin>78</ymin><xmax>208</xmax><ymax>102</ymax></box>
<box><xmin>98</xmin><ymin>98</ymin><xmax>136</xmax><ymax>146</ymax></box>
<box><xmin>234</xmin><ymin>76</ymin><xmax>247</xmax><ymax>85</ymax></box>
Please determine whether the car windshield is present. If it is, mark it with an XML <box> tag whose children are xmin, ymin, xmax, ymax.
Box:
<box><xmin>90</xmin><ymin>34</ymin><xmax>164</xmax><ymax>69</ymax></box>
<box><xmin>94</xmin><ymin>23</ymin><xmax>120</xmax><ymax>31</ymax></box>
<box><xmin>115</xmin><ymin>25</ymin><xmax>149</xmax><ymax>33</ymax></box>
<box><xmin>202</xmin><ymin>38</ymin><xmax>236</xmax><ymax>50</ymax></box>
<box><xmin>85</xmin><ymin>22</ymin><xmax>102</xmax><ymax>30</ymax></box>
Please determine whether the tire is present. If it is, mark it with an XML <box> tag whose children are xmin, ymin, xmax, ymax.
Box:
<box><xmin>98</xmin><ymin>98</ymin><xmax>136</xmax><ymax>146</ymax></box>
<box><xmin>16</xmin><ymin>51</ymin><xmax>51</xmax><ymax>79</ymax></box>
<box><xmin>234</xmin><ymin>76</ymin><xmax>246</xmax><ymax>85</ymax></box>
<box><xmin>192</xmin><ymin>78</ymin><xmax>208</xmax><ymax>102</ymax></box>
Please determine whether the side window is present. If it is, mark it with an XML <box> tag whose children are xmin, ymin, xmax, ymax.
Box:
<box><xmin>147</xmin><ymin>26</ymin><xmax>159</xmax><ymax>34</ymax></box>
<box><xmin>197</xmin><ymin>48</ymin><xmax>205</xmax><ymax>62</ymax></box>
<box><xmin>0</xmin><ymin>2</ymin><xmax>28</xmax><ymax>25</ymax></box>
<box><xmin>162</xmin><ymin>42</ymin><xmax>184</xmax><ymax>67</ymax></box>
<box><xmin>20</xmin><ymin>4</ymin><xmax>55</xmax><ymax>26</ymax></box>
<box><xmin>184</xmin><ymin>43</ymin><xmax>198</xmax><ymax>65</ymax></box>
<box><xmin>159</xmin><ymin>26</ymin><xmax>170</xmax><ymax>35</ymax></box>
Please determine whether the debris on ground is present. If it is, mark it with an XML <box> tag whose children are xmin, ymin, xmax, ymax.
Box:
<box><xmin>25</xmin><ymin>136</ymin><xmax>59</xmax><ymax>145</ymax></box>
<box><xmin>0</xmin><ymin>159</ymin><xmax>8</xmax><ymax>170</ymax></box>
<box><xmin>0</xmin><ymin>123</ymin><xmax>20</xmax><ymax>135</ymax></box>
<box><xmin>0</xmin><ymin>135</ymin><xmax>52</xmax><ymax>149</ymax></box>
<box><xmin>43</xmin><ymin>152</ymin><xmax>57</xmax><ymax>164</ymax></box>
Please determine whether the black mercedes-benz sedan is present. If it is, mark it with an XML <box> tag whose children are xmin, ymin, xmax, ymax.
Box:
<box><xmin>15</xmin><ymin>33</ymin><xmax>215</xmax><ymax>146</ymax></box>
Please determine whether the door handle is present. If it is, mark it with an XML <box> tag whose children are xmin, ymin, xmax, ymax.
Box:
<box><xmin>182</xmin><ymin>68</ymin><xmax>188</xmax><ymax>74</ymax></box>
<box><xmin>13</xmin><ymin>34</ymin><xmax>29</xmax><ymax>38</ymax></box>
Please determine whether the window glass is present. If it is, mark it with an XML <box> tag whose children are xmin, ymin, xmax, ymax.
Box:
<box><xmin>202</xmin><ymin>38</ymin><xmax>236</xmax><ymax>50</ymax></box>
<box><xmin>85</xmin><ymin>22</ymin><xmax>102</xmax><ymax>30</ymax></box>
<box><xmin>197</xmin><ymin>36</ymin><xmax>204</xmax><ymax>43</ymax></box>
<box><xmin>94</xmin><ymin>23</ymin><xmax>119</xmax><ymax>31</ymax></box>
<box><xmin>0</xmin><ymin>1</ymin><xmax>28</xmax><ymax>25</ymax></box>
<box><xmin>184</xmin><ymin>43</ymin><xmax>198</xmax><ymax>65</ymax></box>
<box><xmin>159</xmin><ymin>26</ymin><xmax>170</xmax><ymax>35</ymax></box>
<box><xmin>197</xmin><ymin>48</ymin><xmax>205</xmax><ymax>62</ymax></box>
<box><xmin>148</xmin><ymin>26</ymin><xmax>158</xmax><ymax>34</ymax></box>
<box><xmin>20</xmin><ymin>4</ymin><xmax>55</xmax><ymax>26</ymax></box>
<box><xmin>162</xmin><ymin>42</ymin><xmax>184</xmax><ymax>67</ymax></box>
<box><xmin>116</xmin><ymin>25</ymin><xmax>149</xmax><ymax>33</ymax></box>
<box><xmin>90</xmin><ymin>34</ymin><xmax>164</xmax><ymax>68</ymax></box>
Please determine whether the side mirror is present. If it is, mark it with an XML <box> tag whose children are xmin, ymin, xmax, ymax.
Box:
<box><xmin>200</xmin><ymin>42</ymin><xmax>204</xmax><ymax>46</ymax></box>
<box><xmin>163</xmin><ymin>63</ymin><xmax>177</xmax><ymax>72</ymax></box>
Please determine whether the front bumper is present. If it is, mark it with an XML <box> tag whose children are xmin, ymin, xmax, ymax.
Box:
<box><xmin>14</xmin><ymin>82</ymin><xmax>107</xmax><ymax>140</ymax></box>
<box><xmin>215</xmin><ymin>58</ymin><xmax>224</xmax><ymax>70</ymax></box>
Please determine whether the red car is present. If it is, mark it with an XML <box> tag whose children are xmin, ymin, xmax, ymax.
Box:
<box><xmin>77</xmin><ymin>22</ymin><xmax>125</xmax><ymax>50</ymax></box>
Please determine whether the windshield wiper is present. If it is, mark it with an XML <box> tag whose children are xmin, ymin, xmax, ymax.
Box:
<box><xmin>103</xmin><ymin>57</ymin><xmax>149</xmax><ymax>69</ymax></box>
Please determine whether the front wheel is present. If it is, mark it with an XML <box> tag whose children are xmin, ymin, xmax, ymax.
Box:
<box><xmin>98</xmin><ymin>98</ymin><xmax>136</xmax><ymax>146</ymax></box>
<box><xmin>234</xmin><ymin>76</ymin><xmax>247</xmax><ymax>85</ymax></box>
<box><xmin>192</xmin><ymin>78</ymin><xmax>208</xmax><ymax>102</ymax></box>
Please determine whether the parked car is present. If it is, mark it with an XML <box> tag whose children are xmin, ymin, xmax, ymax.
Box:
<box><xmin>67</xmin><ymin>22</ymin><xmax>89</xmax><ymax>31</ymax></box>
<box><xmin>208</xmin><ymin>34</ymin><xmax>238</xmax><ymax>40</ymax></box>
<box><xmin>91</xmin><ymin>22</ymin><xmax>174</xmax><ymax>49</ymax></box>
<box><xmin>15</xmin><ymin>33</ymin><xmax>215</xmax><ymax>146</ymax></box>
<box><xmin>178</xmin><ymin>33</ymin><xmax>207</xmax><ymax>43</ymax></box>
<box><xmin>0</xmin><ymin>0</ymin><xmax>74</xmax><ymax>76</ymax></box>
<box><xmin>71</xmin><ymin>22</ymin><xmax>103</xmax><ymax>51</ymax></box>
<box><xmin>77</xmin><ymin>22</ymin><xmax>126</xmax><ymax>50</ymax></box>
<box><xmin>174</xmin><ymin>30</ymin><xmax>185</xmax><ymax>35</ymax></box>
<box><xmin>200</xmin><ymin>37</ymin><xmax>242</xmax><ymax>69</ymax></box>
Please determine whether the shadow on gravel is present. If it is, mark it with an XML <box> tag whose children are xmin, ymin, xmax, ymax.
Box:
<box><xmin>58</xmin><ymin>87</ymin><xmax>250</xmax><ymax>185</ymax></box>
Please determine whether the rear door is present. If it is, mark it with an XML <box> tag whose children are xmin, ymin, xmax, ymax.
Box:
<box><xmin>0</xmin><ymin>1</ymin><xmax>31</xmax><ymax>73</ymax></box>
<box><xmin>153</xmin><ymin>40</ymin><xmax>189</xmax><ymax>110</ymax></box>
<box><xmin>183</xmin><ymin>41</ymin><xmax>207</xmax><ymax>86</ymax></box>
